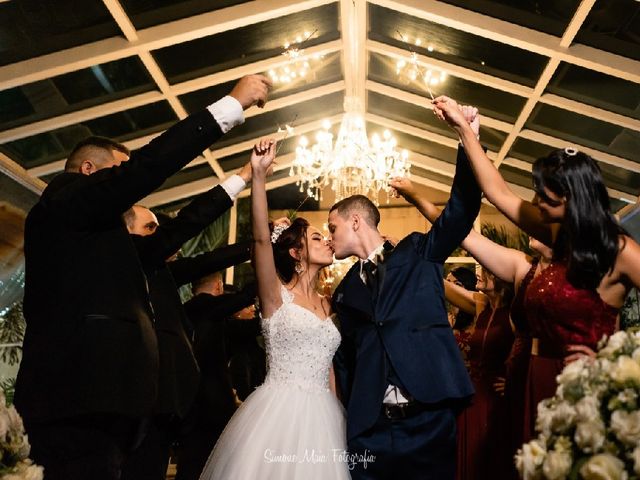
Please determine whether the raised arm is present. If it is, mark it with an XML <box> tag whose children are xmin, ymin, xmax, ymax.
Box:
<box><xmin>444</xmin><ymin>280</ymin><xmax>477</xmax><ymax>315</ymax></box>
<box><xmin>168</xmin><ymin>241</ymin><xmax>252</xmax><ymax>287</ymax></box>
<box><xmin>132</xmin><ymin>180</ymin><xmax>241</xmax><ymax>270</ymax></box>
<box><xmin>413</xmin><ymin>144</ymin><xmax>481</xmax><ymax>263</ymax></box>
<box><xmin>250</xmin><ymin>138</ymin><xmax>281</xmax><ymax>318</ymax></box>
<box><xmin>54</xmin><ymin>75</ymin><xmax>272</xmax><ymax>229</ymax></box>
<box><xmin>392</xmin><ymin>178</ymin><xmax>533</xmax><ymax>285</ymax></box>
<box><xmin>613</xmin><ymin>236</ymin><xmax>640</xmax><ymax>300</ymax></box>
<box><xmin>184</xmin><ymin>287</ymin><xmax>257</xmax><ymax>325</ymax></box>
<box><xmin>432</xmin><ymin>97</ymin><xmax>552</xmax><ymax>246</ymax></box>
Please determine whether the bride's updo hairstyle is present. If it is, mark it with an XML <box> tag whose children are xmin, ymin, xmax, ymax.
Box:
<box><xmin>270</xmin><ymin>217</ymin><xmax>310</xmax><ymax>283</ymax></box>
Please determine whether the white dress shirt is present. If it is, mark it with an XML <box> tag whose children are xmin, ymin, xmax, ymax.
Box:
<box><xmin>205</xmin><ymin>95</ymin><xmax>247</xmax><ymax>201</ymax></box>
<box><xmin>360</xmin><ymin>242</ymin><xmax>410</xmax><ymax>405</ymax></box>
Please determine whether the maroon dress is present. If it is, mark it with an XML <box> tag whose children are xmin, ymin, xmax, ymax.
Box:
<box><xmin>505</xmin><ymin>259</ymin><xmax>538</xmax><ymax>456</ymax></box>
<box><xmin>456</xmin><ymin>304</ymin><xmax>514</xmax><ymax>480</ymax></box>
<box><xmin>523</xmin><ymin>262</ymin><xmax>618</xmax><ymax>441</ymax></box>
<box><xmin>454</xmin><ymin>329</ymin><xmax>473</xmax><ymax>370</ymax></box>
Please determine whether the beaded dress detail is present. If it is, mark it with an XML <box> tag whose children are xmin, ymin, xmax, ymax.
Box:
<box><xmin>199</xmin><ymin>285</ymin><xmax>350</xmax><ymax>479</ymax></box>
<box><xmin>262</xmin><ymin>286</ymin><xmax>342</xmax><ymax>393</ymax></box>
<box><xmin>522</xmin><ymin>262</ymin><xmax>618</xmax><ymax>442</ymax></box>
<box><xmin>525</xmin><ymin>262</ymin><xmax>617</xmax><ymax>354</ymax></box>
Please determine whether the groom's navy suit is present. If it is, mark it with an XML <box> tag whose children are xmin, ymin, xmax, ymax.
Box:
<box><xmin>332</xmin><ymin>146</ymin><xmax>480</xmax><ymax>479</ymax></box>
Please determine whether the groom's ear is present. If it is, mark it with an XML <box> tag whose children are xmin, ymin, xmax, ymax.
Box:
<box><xmin>351</xmin><ymin>213</ymin><xmax>360</xmax><ymax>231</ymax></box>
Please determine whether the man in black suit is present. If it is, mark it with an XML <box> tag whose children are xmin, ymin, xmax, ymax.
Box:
<box><xmin>175</xmin><ymin>274</ymin><xmax>259</xmax><ymax>480</ymax></box>
<box><xmin>15</xmin><ymin>74</ymin><xmax>270</xmax><ymax>480</ymax></box>
<box><xmin>120</xmin><ymin>202</ymin><xmax>253</xmax><ymax>479</ymax></box>
<box><xmin>328</xmin><ymin>134</ymin><xmax>481</xmax><ymax>477</ymax></box>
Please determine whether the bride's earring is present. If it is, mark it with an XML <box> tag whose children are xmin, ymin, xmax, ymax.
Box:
<box><xmin>295</xmin><ymin>262</ymin><xmax>305</xmax><ymax>274</ymax></box>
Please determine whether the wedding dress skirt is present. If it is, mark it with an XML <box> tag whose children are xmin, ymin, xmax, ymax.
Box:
<box><xmin>199</xmin><ymin>286</ymin><xmax>351</xmax><ymax>479</ymax></box>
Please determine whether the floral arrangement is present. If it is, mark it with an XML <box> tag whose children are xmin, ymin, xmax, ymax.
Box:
<box><xmin>516</xmin><ymin>330</ymin><xmax>640</xmax><ymax>480</ymax></box>
<box><xmin>0</xmin><ymin>391</ymin><xmax>42</xmax><ymax>480</ymax></box>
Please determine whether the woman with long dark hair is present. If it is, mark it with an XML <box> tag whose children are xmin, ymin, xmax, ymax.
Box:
<box><xmin>432</xmin><ymin>97</ymin><xmax>640</xmax><ymax>442</ymax></box>
<box><xmin>199</xmin><ymin>139</ymin><xmax>350</xmax><ymax>479</ymax></box>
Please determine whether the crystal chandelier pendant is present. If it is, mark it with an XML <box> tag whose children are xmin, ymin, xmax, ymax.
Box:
<box><xmin>291</xmin><ymin>98</ymin><xmax>411</xmax><ymax>205</ymax></box>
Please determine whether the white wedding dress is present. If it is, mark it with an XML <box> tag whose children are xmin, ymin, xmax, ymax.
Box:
<box><xmin>199</xmin><ymin>285</ymin><xmax>351</xmax><ymax>479</ymax></box>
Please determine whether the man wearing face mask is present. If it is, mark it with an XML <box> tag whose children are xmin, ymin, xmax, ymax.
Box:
<box><xmin>120</xmin><ymin>203</ymin><xmax>253</xmax><ymax>480</ymax></box>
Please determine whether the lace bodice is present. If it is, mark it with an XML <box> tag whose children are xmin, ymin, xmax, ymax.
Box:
<box><xmin>261</xmin><ymin>285</ymin><xmax>341</xmax><ymax>393</ymax></box>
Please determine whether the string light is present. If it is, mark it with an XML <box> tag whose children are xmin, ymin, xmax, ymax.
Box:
<box><xmin>268</xmin><ymin>30</ymin><xmax>324</xmax><ymax>85</ymax></box>
<box><xmin>395</xmin><ymin>31</ymin><xmax>447</xmax><ymax>99</ymax></box>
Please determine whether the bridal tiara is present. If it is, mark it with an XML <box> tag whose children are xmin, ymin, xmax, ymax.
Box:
<box><xmin>271</xmin><ymin>223</ymin><xmax>290</xmax><ymax>244</ymax></box>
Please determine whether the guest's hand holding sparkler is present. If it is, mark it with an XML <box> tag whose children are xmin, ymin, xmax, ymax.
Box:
<box><xmin>230</xmin><ymin>74</ymin><xmax>272</xmax><ymax>110</ymax></box>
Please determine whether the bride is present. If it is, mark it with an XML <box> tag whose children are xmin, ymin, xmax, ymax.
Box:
<box><xmin>199</xmin><ymin>138</ymin><xmax>351</xmax><ymax>479</ymax></box>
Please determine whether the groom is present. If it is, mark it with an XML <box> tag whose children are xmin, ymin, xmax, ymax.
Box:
<box><xmin>329</xmin><ymin>138</ymin><xmax>481</xmax><ymax>478</ymax></box>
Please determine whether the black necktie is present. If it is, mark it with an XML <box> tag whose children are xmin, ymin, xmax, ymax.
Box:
<box><xmin>363</xmin><ymin>260</ymin><xmax>378</xmax><ymax>292</ymax></box>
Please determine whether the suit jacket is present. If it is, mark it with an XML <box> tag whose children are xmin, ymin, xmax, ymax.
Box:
<box><xmin>16</xmin><ymin>109</ymin><xmax>225</xmax><ymax>422</ymax></box>
<box><xmin>332</xmin><ymin>146</ymin><xmax>481</xmax><ymax>441</ymax></box>
<box><xmin>133</xmin><ymin>191</ymin><xmax>251</xmax><ymax>419</ymax></box>
<box><xmin>183</xmin><ymin>289</ymin><xmax>257</xmax><ymax>426</ymax></box>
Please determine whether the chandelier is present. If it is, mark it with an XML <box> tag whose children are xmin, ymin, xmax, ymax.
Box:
<box><xmin>290</xmin><ymin>98</ymin><xmax>410</xmax><ymax>204</ymax></box>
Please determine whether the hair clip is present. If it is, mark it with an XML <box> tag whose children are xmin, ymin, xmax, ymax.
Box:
<box><xmin>271</xmin><ymin>223</ymin><xmax>290</xmax><ymax>244</ymax></box>
<box><xmin>564</xmin><ymin>146</ymin><xmax>578</xmax><ymax>156</ymax></box>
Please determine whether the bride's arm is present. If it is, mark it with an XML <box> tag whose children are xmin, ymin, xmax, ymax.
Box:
<box><xmin>251</xmin><ymin>138</ymin><xmax>281</xmax><ymax>318</ymax></box>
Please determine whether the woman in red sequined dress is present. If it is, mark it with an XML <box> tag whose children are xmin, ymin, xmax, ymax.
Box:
<box><xmin>433</xmin><ymin>97</ymin><xmax>640</xmax><ymax>444</ymax></box>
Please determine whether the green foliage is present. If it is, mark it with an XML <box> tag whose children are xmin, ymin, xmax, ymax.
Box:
<box><xmin>236</xmin><ymin>198</ymin><xmax>252</xmax><ymax>243</ymax></box>
<box><xmin>0</xmin><ymin>377</ymin><xmax>15</xmax><ymax>406</ymax></box>
<box><xmin>0</xmin><ymin>301</ymin><xmax>25</xmax><ymax>366</ymax></box>
<box><xmin>180</xmin><ymin>210</ymin><xmax>230</xmax><ymax>258</ymax></box>
<box><xmin>621</xmin><ymin>289</ymin><xmax>640</xmax><ymax>330</ymax></box>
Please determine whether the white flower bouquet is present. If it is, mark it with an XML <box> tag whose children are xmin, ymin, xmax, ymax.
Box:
<box><xmin>516</xmin><ymin>330</ymin><xmax>640</xmax><ymax>480</ymax></box>
<box><xmin>0</xmin><ymin>391</ymin><xmax>42</xmax><ymax>480</ymax></box>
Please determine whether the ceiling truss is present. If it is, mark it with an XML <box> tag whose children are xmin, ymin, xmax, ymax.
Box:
<box><xmin>0</xmin><ymin>0</ymin><xmax>638</xmax><ymax>209</ymax></box>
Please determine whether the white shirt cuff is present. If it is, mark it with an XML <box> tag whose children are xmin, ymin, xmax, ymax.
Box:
<box><xmin>220</xmin><ymin>174</ymin><xmax>246</xmax><ymax>201</ymax></box>
<box><xmin>207</xmin><ymin>96</ymin><xmax>244</xmax><ymax>134</ymax></box>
